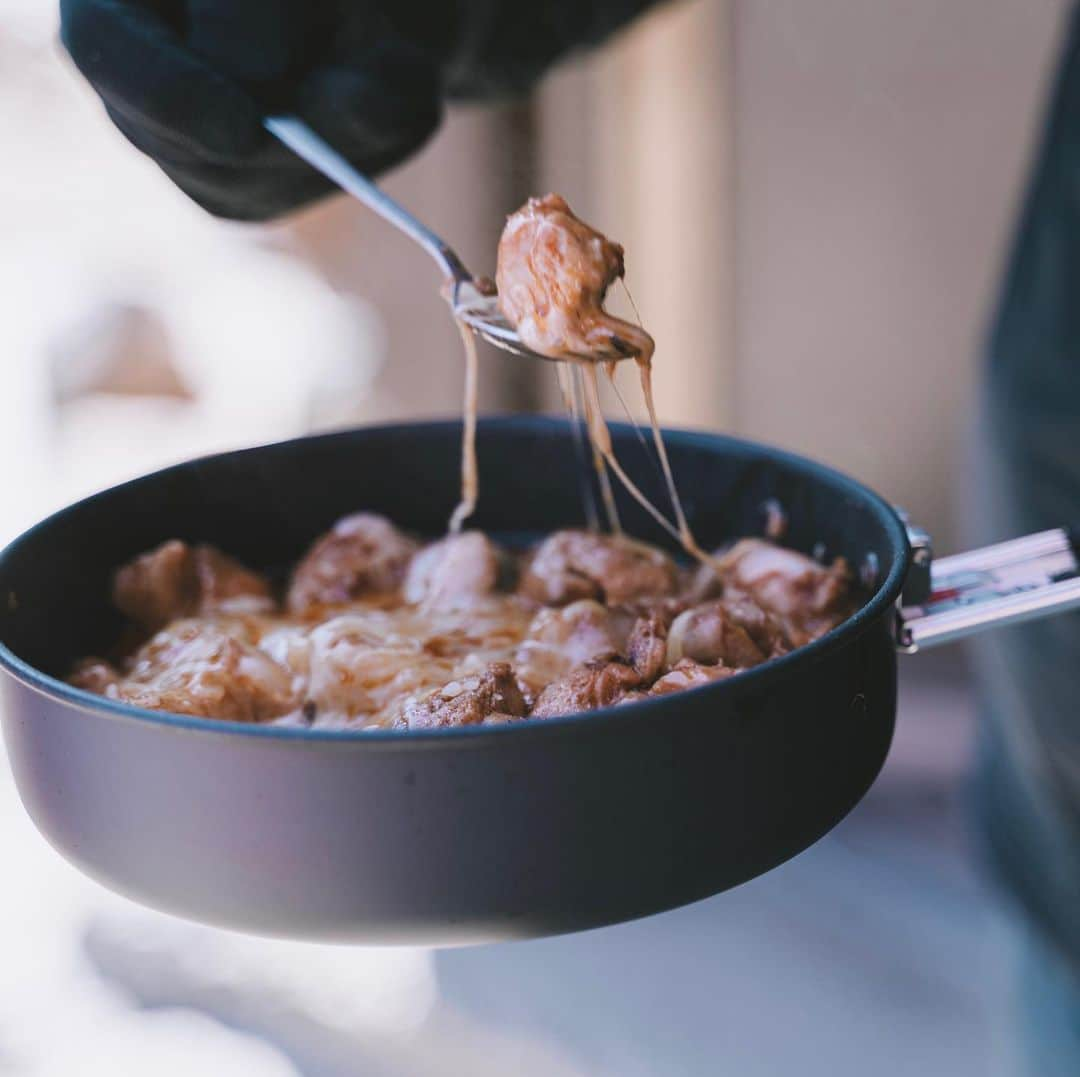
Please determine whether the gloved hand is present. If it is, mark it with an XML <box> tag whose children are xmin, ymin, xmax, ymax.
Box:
<box><xmin>59</xmin><ymin>0</ymin><xmax>444</xmax><ymax>220</ymax></box>
<box><xmin>60</xmin><ymin>0</ymin><xmax>662</xmax><ymax>221</ymax></box>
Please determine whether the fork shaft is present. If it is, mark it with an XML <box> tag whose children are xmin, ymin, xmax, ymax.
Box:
<box><xmin>264</xmin><ymin>115</ymin><xmax>473</xmax><ymax>287</ymax></box>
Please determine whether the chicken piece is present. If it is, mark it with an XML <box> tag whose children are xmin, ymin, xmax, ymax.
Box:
<box><xmin>287</xmin><ymin>513</ymin><xmax>419</xmax><ymax>614</ymax></box>
<box><xmin>528</xmin><ymin>599</ymin><xmax>630</xmax><ymax>665</ymax></box>
<box><xmin>616</xmin><ymin>656</ymin><xmax>735</xmax><ymax>704</ymax></box>
<box><xmin>717</xmin><ymin>539</ymin><xmax>855</xmax><ymax>646</ymax></box>
<box><xmin>403</xmin><ymin>531</ymin><xmax>499</xmax><ymax>610</ymax></box>
<box><xmin>614</xmin><ymin>593</ymin><xmax>690</xmax><ymax>625</ymax></box>
<box><xmin>113</xmin><ymin>540</ymin><xmax>272</xmax><ymax>631</ymax></box>
<box><xmin>192</xmin><ymin>546</ymin><xmax>273</xmax><ymax>613</ymax></box>
<box><xmin>69</xmin><ymin>657</ymin><xmax>121</xmax><ymax>694</ymax></box>
<box><xmin>496</xmin><ymin>194</ymin><xmax>655</xmax><ymax>363</ymax></box>
<box><xmin>521</xmin><ymin>530</ymin><xmax>678</xmax><ymax>607</ymax></box>
<box><xmin>649</xmin><ymin>658</ymin><xmax>735</xmax><ymax>695</ymax></box>
<box><xmin>105</xmin><ymin>620</ymin><xmax>297</xmax><ymax>721</ymax></box>
<box><xmin>720</xmin><ymin>596</ymin><xmax>791</xmax><ymax>658</ymax></box>
<box><xmin>530</xmin><ymin>659</ymin><xmax>642</xmax><ymax>719</ymax></box>
<box><xmin>667</xmin><ymin>601</ymin><xmax>772</xmax><ymax>669</ymax></box>
<box><xmin>400</xmin><ymin>662</ymin><xmax>527</xmax><ymax>730</ymax></box>
<box><xmin>626</xmin><ymin>613</ymin><xmax>668</xmax><ymax>682</ymax></box>
<box><xmin>520</xmin><ymin>608</ymin><xmax>665</xmax><ymax>716</ymax></box>
<box><xmin>113</xmin><ymin>540</ymin><xmax>192</xmax><ymax>629</ymax></box>
<box><xmin>514</xmin><ymin>599</ymin><xmax>630</xmax><ymax>692</ymax></box>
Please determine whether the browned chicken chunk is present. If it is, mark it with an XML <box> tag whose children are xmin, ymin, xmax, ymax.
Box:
<box><xmin>72</xmin><ymin>519</ymin><xmax>861</xmax><ymax>727</ymax></box>
<box><xmin>717</xmin><ymin>539</ymin><xmax>854</xmax><ymax>646</ymax></box>
<box><xmin>496</xmin><ymin>194</ymin><xmax>655</xmax><ymax>363</ymax></box>
<box><xmin>531</xmin><ymin>659</ymin><xmax>643</xmax><ymax>719</ymax></box>
<box><xmin>521</xmin><ymin>530</ymin><xmax>677</xmax><ymax>607</ymax></box>
<box><xmin>626</xmin><ymin>613</ymin><xmax>668</xmax><ymax>682</ymax></box>
<box><xmin>529</xmin><ymin>612</ymin><xmax>667</xmax><ymax>719</ymax></box>
<box><xmin>113</xmin><ymin>540</ymin><xmax>272</xmax><ymax>631</ymax></box>
<box><xmin>101</xmin><ymin>620</ymin><xmax>297</xmax><ymax>722</ymax></box>
<box><xmin>649</xmin><ymin>658</ymin><xmax>735</xmax><ymax>695</ymax></box>
<box><xmin>514</xmin><ymin>598</ymin><xmax>631</xmax><ymax>694</ymax></box>
<box><xmin>400</xmin><ymin>662</ymin><xmax>527</xmax><ymax>730</ymax></box>
<box><xmin>528</xmin><ymin>599</ymin><xmax>630</xmax><ymax>665</ymax></box>
<box><xmin>719</xmin><ymin>596</ymin><xmax>791</xmax><ymax>658</ymax></box>
<box><xmin>667</xmin><ymin>601</ymin><xmax>771</xmax><ymax>668</ymax></box>
<box><xmin>69</xmin><ymin>657</ymin><xmax>122</xmax><ymax>694</ymax></box>
<box><xmin>287</xmin><ymin>513</ymin><xmax>419</xmax><ymax>614</ymax></box>
<box><xmin>403</xmin><ymin>531</ymin><xmax>498</xmax><ymax>610</ymax></box>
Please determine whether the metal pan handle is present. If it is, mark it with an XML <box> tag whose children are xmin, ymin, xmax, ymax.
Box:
<box><xmin>895</xmin><ymin>525</ymin><xmax>1080</xmax><ymax>652</ymax></box>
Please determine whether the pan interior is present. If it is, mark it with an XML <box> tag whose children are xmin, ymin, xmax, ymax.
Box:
<box><xmin>0</xmin><ymin>417</ymin><xmax>908</xmax><ymax>702</ymax></box>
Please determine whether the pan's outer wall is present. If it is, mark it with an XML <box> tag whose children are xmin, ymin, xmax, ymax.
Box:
<box><xmin>0</xmin><ymin>419</ymin><xmax>907</xmax><ymax>944</ymax></box>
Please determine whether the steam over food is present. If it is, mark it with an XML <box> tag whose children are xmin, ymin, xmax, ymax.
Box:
<box><xmin>69</xmin><ymin>519</ymin><xmax>857</xmax><ymax>730</ymax></box>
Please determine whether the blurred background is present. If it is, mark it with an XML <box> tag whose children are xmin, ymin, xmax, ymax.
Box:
<box><xmin>0</xmin><ymin>0</ymin><xmax>1069</xmax><ymax>1073</ymax></box>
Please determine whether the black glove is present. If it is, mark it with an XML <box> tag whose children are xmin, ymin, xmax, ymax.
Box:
<box><xmin>60</xmin><ymin>0</ymin><xmax>663</xmax><ymax>221</ymax></box>
<box><xmin>435</xmin><ymin>0</ymin><xmax>659</xmax><ymax>100</ymax></box>
<box><xmin>59</xmin><ymin>0</ymin><xmax>443</xmax><ymax>220</ymax></box>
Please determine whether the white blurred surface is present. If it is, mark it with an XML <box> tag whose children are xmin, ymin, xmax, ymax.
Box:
<box><xmin>0</xmin><ymin>3</ymin><xmax>379</xmax><ymax>549</ymax></box>
<box><xmin>0</xmin><ymin>6</ymin><xmax>413</xmax><ymax>1074</ymax></box>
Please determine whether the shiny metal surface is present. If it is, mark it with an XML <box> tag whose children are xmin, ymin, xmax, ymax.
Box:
<box><xmin>453</xmin><ymin>290</ymin><xmax>628</xmax><ymax>364</ymax></box>
<box><xmin>264</xmin><ymin>115</ymin><xmax>472</xmax><ymax>288</ymax></box>
<box><xmin>896</xmin><ymin>527</ymin><xmax>1080</xmax><ymax>652</ymax></box>
<box><xmin>897</xmin><ymin>576</ymin><xmax>1080</xmax><ymax>652</ymax></box>
<box><xmin>932</xmin><ymin>527</ymin><xmax>1075</xmax><ymax>576</ymax></box>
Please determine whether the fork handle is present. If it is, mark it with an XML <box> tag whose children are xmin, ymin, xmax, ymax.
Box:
<box><xmin>264</xmin><ymin>115</ymin><xmax>473</xmax><ymax>287</ymax></box>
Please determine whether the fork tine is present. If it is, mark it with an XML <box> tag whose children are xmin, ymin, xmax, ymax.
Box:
<box><xmin>453</xmin><ymin>293</ymin><xmax>628</xmax><ymax>365</ymax></box>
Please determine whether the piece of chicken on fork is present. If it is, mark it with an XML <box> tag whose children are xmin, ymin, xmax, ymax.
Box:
<box><xmin>495</xmin><ymin>194</ymin><xmax>654</xmax><ymax>365</ymax></box>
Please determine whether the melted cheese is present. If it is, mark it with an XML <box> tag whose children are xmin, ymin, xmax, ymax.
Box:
<box><xmin>101</xmin><ymin>596</ymin><xmax>538</xmax><ymax>731</ymax></box>
<box><xmin>493</xmin><ymin>194</ymin><xmax>725</xmax><ymax>580</ymax></box>
<box><xmin>449</xmin><ymin>322</ymin><xmax>480</xmax><ymax>533</ymax></box>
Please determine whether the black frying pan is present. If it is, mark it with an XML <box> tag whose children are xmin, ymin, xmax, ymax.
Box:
<box><xmin>0</xmin><ymin>418</ymin><xmax>1072</xmax><ymax>945</ymax></box>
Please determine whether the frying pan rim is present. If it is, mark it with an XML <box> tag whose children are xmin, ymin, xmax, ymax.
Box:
<box><xmin>0</xmin><ymin>416</ymin><xmax>910</xmax><ymax>744</ymax></box>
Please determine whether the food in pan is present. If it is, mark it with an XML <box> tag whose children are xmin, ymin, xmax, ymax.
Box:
<box><xmin>69</xmin><ymin>519</ymin><xmax>857</xmax><ymax>729</ymax></box>
<box><xmin>70</xmin><ymin>195</ymin><xmax>860</xmax><ymax>729</ymax></box>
